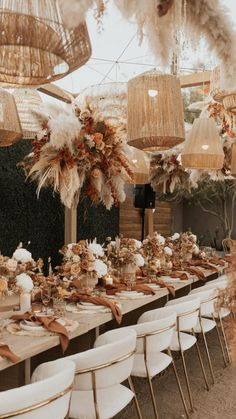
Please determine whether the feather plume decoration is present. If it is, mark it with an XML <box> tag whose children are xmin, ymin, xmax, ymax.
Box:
<box><xmin>20</xmin><ymin>104</ymin><xmax>132</xmax><ymax>210</ymax></box>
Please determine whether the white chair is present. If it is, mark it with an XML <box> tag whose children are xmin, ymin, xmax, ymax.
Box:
<box><xmin>190</xmin><ymin>283</ymin><xmax>231</xmax><ymax>364</ymax></box>
<box><xmin>65</xmin><ymin>328</ymin><xmax>142</xmax><ymax>419</ymax></box>
<box><xmin>132</xmin><ymin>306</ymin><xmax>190</xmax><ymax>419</ymax></box>
<box><xmin>0</xmin><ymin>359</ymin><xmax>75</xmax><ymax>419</ymax></box>
<box><xmin>165</xmin><ymin>297</ymin><xmax>209</xmax><ymax>412</ymax></box>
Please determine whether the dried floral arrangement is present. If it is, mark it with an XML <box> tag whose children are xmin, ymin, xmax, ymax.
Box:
<box><xmin>142</xmin><ymin>233</ymin><xmax>166</xmax><ymax>272</ymax></box>
<box><xmin>58</xmin><ymin>240</ymin><xmax>108</xmax><ymax>279</ymax></box>
<box><xmin>106</xmin><ymin>237</ymin><xmax>144</xmax><ymax>268</ymax></box>
<box><xmin>149</xmin><ymin>152</ymin><xmax>191</xmax><ymax>195</ymax></box>
<box><xmin>20</xmin><ymin>105</ymin><xmax>133</xmax><ymax>210</ymax></box>
<box><xmin>166</xmin><ymin>232</ymin><xmax>201</xmax><ymax>265</ymax></box>
<box><xmin>0</xmin><ymin>244</ymin><xmax>42</xmax><ymax>298</ymax></box>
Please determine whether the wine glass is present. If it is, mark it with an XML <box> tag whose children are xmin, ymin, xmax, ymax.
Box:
<box><xmin>41</xmin><ymin>288</ymin><xmax>51</xmax><ymax>314</ymax></box>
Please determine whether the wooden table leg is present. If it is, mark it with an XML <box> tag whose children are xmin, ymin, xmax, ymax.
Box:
<box><xmin>24</xmin><ymin>358</ymin><xmax>31</xmax><ymax>384</ymax></box>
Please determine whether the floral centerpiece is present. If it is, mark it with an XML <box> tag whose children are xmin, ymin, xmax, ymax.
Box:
<box><xmin>20</xmin><ymin>104</ymin><xmax>133</xmax><ymax>209</ymax></box>
<box><xmin>58</xmin><ymin>239</ymin><xmax>108</xmax><ymax>291</ymax></box>
<box><xmin>142</xmin><ymin>232</ymin><xmax>165</xmax><ymax>273</ymax></box>
<box><xmin>166</xmin><ymin>232</ymin><xmax>200</xmax><ymax>265</ymax></box>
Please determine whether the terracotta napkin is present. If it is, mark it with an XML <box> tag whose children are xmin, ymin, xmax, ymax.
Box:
<box><xmin>166</xmin><ymin>270</ymin><xmax>189</xmax><ymax>281</ymax></box>
<box><xmin>0</xmin><ymin>343</ymin><xmax>20</xmax><ymax>363</ymax></box>
<box><xmin>208</xmin><ymin>257</ymin><xmax>226</xmax><ymax>267</ymax></box>
<box><xmin>155</xmin><ymin>279</ymin><xmax>175</xmax><ymax>297</ymax></box>
<box><xmin>188</xmin><ymin>260</ymin><xmax>219</xmax><ymax>273</ymax></box>
<box><xmin>182</xmin><ymin>266</ymin><xmax>206</xmax><ymax>280</ymax></box>
<box><xmin>70</xmin><ymin>293</ymin><xmax>122</xmax><ymax>324</ymax></box>
<box><xmin>11</xmin><ymin>312</ymin><xmax>69</xmax><ymax>353</ymax></box>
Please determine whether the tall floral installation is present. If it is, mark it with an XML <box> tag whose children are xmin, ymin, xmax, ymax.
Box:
<box><xmin>20</xmin><ymin>104</ymin><xmax>133</xmax><ymax>209</ymax></box>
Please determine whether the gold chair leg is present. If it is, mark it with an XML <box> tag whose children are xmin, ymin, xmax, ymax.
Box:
<box><xmin>144</xmin><ymin>360</ymin><xmax>159</xmax><ymax>419</ymax></box>
<box><xmin>179</xmin><ymin>346</ymin><xmax>194</xmax><ymax>412</ymax></box>
<box><xmin>199</xmin><ymin>319</ymin><xmax>215</xmax><ymax>384</ymax></box>
<box><xmin>219</xmin><ymin>314</ymin><xmax>232</xmax><ymax>364</ymax></box>
<box><xmin>128</xmin><ymin>376</ymin><xmax>143</xmax><ymax>419</ymax></box>
<box><xmin>168</xmin><ymin>349</ymin><xmax>190</xmax><ymax>419</ymax></box>
<box><xmin>191</xmin><ymin>329</ymin><xmax>209</xmax><ymax>392</ymax></box>
<box><xmin>213</xmin><ymin>314</ymin><xmax>228</xmax><ymax>367</ymax></box>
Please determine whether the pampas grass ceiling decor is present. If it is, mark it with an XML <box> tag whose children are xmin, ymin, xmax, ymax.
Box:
<box><xmin>0</xmin><ymin>89</ymin><xmax>22</xmax><ymax>146</ymax></box>
<box><xmin>127</xmin><ymin>71</ymin><xmax>185</xmax><ymax>151</ymax></box>
<box><xmin>181</xmin><ymin>117</ymin><xmax>224</xmax><ymax>170</ymax></box>
<box><xmin>0</xmin><ymin>0</ymin><xmax>92</xmax><ymax>85</ymax></box>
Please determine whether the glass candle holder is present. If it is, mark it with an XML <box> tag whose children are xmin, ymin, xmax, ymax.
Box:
<box><xmin>53</xmin><ymin>298</ymin><xmax>66</xmax><ymax>317</ymax></box>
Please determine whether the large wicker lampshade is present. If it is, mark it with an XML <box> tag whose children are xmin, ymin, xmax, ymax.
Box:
<box><xmin>210</xmin><ymin>66</ymin><xmax>236</xmax><ymax>113</ymax></box>
<box><xmin>127</xmin><ymin>71</ymin><xmax>185</xmax><ymax>151</ymax></box>
<box><xmin>0</xmin><ymin>0</ymin><xmax>92</xmax><ymax>85</ymax></box>
<box><xmin>13</xmin><ymin>89</ymin><xmax>42</xmax><ymax>139</ymax></box>
<box><xmin>181</xmin><ymin>118</ymin><xmax>224</xmax><ymax>170</ymax></box>
<box><xmin>0</xmin><ymin>88</ymin><xmax>22</xmax><ymax>146</ymax></box>
<box><xmin>75</xmin><ymin>82</ymin><xmax>127</xmax><ymax>127</ymax></box>
<box><xmin>127</xmin><ymin>146</ymin><xmax>150</xmax><ymax>184</ymax></box>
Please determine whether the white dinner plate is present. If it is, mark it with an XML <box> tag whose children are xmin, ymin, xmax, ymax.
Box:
<box><xmin>116</xmin><ymin>291</ymin><xmax>145</xmax><ymax>299</ymax></box>
<box><xmin>20</xmin><ymin>321</ymin><xmax>44</xmax><ymax>332</ymax></box>
<box><xmin>144</xmin><ymin>283</ymin><xmax>160</xmax><ymax>289</ymax></box>
<box><xmin>77</xmin><ymin>303</ymin><xmax>105</xmax><ymax>311</ymax></box>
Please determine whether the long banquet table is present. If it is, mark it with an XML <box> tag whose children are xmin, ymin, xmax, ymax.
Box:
<box><xmin>0</xmin><ymin>266</ymin><xmax>225</xmax><ymax>390</ymax></box>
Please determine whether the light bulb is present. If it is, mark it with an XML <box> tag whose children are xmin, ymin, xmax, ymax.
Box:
<box><xmin>148</xmin><ymin>89</ymin><xmax>158</xmax><ymax>97</ymax></box>
<box><xmin>201</xmin><ymin>144</ymin><xmax>209</xmax><ymax>150</ymax></box>
<box><xmin>132</xmin><ymin>159</ymin><xmax>138</xmax><ymax>163</ymax></box>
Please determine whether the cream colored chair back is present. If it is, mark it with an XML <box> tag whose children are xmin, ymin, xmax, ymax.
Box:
<box><xmin>166</xmin><ymin>297</ymin><xmax>200</xmax><ymax>331</ymax></box>
<box><xmin>66</xmin><ymin>328</ymin><xmax>136</xmax><ymax>391</ymax></box>
<box><xmin>0</xmin><ymin>359</ymin><xmax>75</xmax><ymax>419</ymax></box>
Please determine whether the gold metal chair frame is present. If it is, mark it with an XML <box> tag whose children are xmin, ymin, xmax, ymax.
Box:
<box><xmin>176</xmin><ymin>307</ymin><xmax>209</xmax><ymax>413</ymax></box>
<box><xmin>135</xmin><ymin>323</ymin><xmax>189</xmax><ymax>419</ymax></box>
<box><xmin>75</xmin><ymin>350</ymin><xmax>142</xmax><ymax>419</ymax></box>
<box><xmin>0</xmin><ymin>384</ymin><xmax>73</xmax><ymax>418</ymax></box>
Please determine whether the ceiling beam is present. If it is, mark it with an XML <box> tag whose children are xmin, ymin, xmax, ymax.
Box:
<box><xmin>179</xmin><ymin>71</ymin><xmax>211</xmax><ymax>88</ymax></box>
<box><xmin>38</xmin><ymin>84</ymin><xmax>73</xmax><ymax>103</ymax></box>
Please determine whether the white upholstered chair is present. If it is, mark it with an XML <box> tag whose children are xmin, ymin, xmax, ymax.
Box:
<box><xmin>0</xmin><ymin>359</ymin><xmax>75</xmax><ymax>419</ymax></box>
<box><xmin>132</xmin><ymin>306</ymin><xmax>190</xmax><ymax>419</ymax></box>
<box><xmin>165</xmin><ymin>297</ymin><xmax>209</xmax><ymax>411</ymax></box>
<box><xmin>65</xmin><ymin>328</ymin><xmax>142</xmax><ymax>419</ymax></box>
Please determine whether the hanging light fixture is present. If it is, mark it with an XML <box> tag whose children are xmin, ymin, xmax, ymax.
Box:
<box><xmin>0</xmin><ymin>0</ymin><xmax>91</xmax><ymax>85</ymax></box>
<box><xmin>126</xmin><ymin>146</ymin><xmax>150</xmax><ymax>184</ymax></box>
<box><xmin>0</xmin><ymin>88</ymin><xmax>22</xmax><ymax>146</ymax></box>
<box><xmin>181</xmin><ymin>118</ymin><xmax>224</xmax><ymax>170</ymax></box>
<box><xmin>127</xmin><ymin>71</ymin><xmax>185</xmax><ymax>151</ymax></box>
<box><xmin>13</xmin><ymin>89</ymin><xmax>43</xmax><ymax>139</ymax></box>
<box><xmin>210</xmin><ymin>65</ymin><xmax>236</xmax><ymax>113</ymax></box>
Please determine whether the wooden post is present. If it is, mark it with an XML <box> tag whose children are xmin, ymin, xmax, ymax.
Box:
<box><xmin>145</xmin><ymin>209</ymin><xmax>154</xmax><ymax>237</ymax></box>
<box><xmin>64</xmin><ymin>207</ymin><xmax>77</xmax><ymax>244</ymax></box>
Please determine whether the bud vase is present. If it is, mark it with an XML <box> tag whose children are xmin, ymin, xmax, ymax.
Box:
<box><xmin>80</xmin><ymin>273</ymin><xmax>98</xmax><ymax>292</ymax></box>
<box><xmin>20</xmin><ymin>292</ymin><xmax>31</xmax><ymax>312</ymax></box>
<box><xmin>120</xmin><ymin>263</ymin><xmax>136</xmax><ymax>290</ymax></box>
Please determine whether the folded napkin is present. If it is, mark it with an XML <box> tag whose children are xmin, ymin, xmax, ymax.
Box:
<box><xmin>11</xmin><ymin>312</ymin><xmax>69</xmax><ymax>353</ymax></box>
<box><xmin>134</xmin><ymin>279</ymin><xmax>175</xmax><ymax>297</ymax></box>
<box><xmin>155</xmin><ymin>279</ymin><xmax>175</xmax><ymax>297</ymax></box>
<box><xmin>165</xmin><ymin>270</ymin><xmax>189</xmax><ymax>281</ymax></box>
<box><xmin>0</xmin><ymin>343</ymin><xmax>20</xmax><ymax>363</ymax></box>
<box><xmin>70</xmin><ymin>293</ymin><xmax>122</xmax><ymax>324</ymax></box>
<box><xmin>188</xmin><ymin>260</ymin><xmax>219</xmax><ymax>273</ymax></box>
<box><xmin>182</xmin><ymin>266</ymin><xmax>206</xmax><ymax>280</ymax></box>
<box><xmin>208</xmin><ymin>257</ymin><xmax>226</xmax><ymax>267</ymax></box>
<box><xmin>105</xmin><ymin>283</ymin><xmax>155</xmax><ymax>296</ymax></box>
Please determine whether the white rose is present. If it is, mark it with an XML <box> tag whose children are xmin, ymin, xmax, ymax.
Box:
<box><xmin>134</xmin><ymin>240</ymin><xmax>142</xmax><ymax>249</ymax></box>
<box><xmin>190</xmin><ymin>234</ymin><xmax>197</xmax><ymax>243</ymax></box>
<box><xmin>94</xmin><ymin>259</ymin><xmax>108</xmax><ymax>278</ymax></box>
<box><xmin>164</xmin><ymin>246</ymin><xmax>173</xmax><ymax>256</ymax></box>
<box><xmin>88</xmin><ymin>242</ymin><xmax>104</xmax><ymax>257</ymax></box>
<box><xmin>135</xmin><ymin>253</ymin><xmax>145</xmax><ymax>267</ymax></box>
<box><xmin>72</xmin><ymin>255</ymin><xmax>80</xmax><ymax>263</ymax></box>
<box><xmin>66</xmin><ymin>249</ymin><xmax>73</xmax><ymax>259</ymax></box>
<box><xmin>16</xmin><ymin>273</ymin><xmax>34</xmax><ymax>292</ymax></box>
<box><xmin>171</xmin><ymin>233</ymin><xmax>180</xmax><ymax>241</ymax></box>
<box><xmin>156</xmin><ymin>234</ymin><xmax>165</xmax><ymax>245</ymax></box>
<box><xmin>13</xmin><ymin>248</ymin><xmax>32</xmax><ymax>263</ymax></box>
<box><xmin>192</xmin><ymin>244</ymin><xmax>200</xmax><ymax>255</ymax></box>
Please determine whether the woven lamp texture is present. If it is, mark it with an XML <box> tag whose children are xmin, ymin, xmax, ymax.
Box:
<box><xmin>0</xmin><ymin>88</ymin><xmax>22</xmax><ymax>146</ymax></box>
<box><xmin>0</xmin><ymin>0</ymin><xmax>91</xmax><ymax>85</ymax></box>
<box><xmin>13</xmin><ymin>89</ymin><xmax>42</xmax><ymax>139</ymax></box>
<box><xmin>75</xmin><ymin>82</ymin><xmax>127</xmax><ymax>127</ymax></box>
<box><xmin>230</xmin><ymin>142</ymin><xmax>236</xmax><ymax>176</ymax></box>
<box><xmin>127</xmin><ymin>146</ymin><xmax>150</xmax><ymax>184</ymax></box>
<box><xmin>127</xmin><ymin>71</ymin><xmax>185</xmax><ymax>151</ymax></box>
<box><xmin>210</xmin><ymin>66</ymin><xmax>236</xmax><ymax>113</ymax></box>
<box><xmin>181</xmin><ymin>118</ymin><xmax>224</xmax><ymax>170</ymax></box>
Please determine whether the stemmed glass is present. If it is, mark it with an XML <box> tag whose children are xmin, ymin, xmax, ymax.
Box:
<box><xmin>41</xmin><ymin>288</ymin><xmax>51</xmax><ymax>314</ymax></box>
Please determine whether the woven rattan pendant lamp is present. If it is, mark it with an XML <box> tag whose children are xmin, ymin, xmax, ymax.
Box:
<box><xmin>0</xmin><ymin>88</ymin><xmax>22</xmax><ymax>146</ymax></box>
<box><xmin>0</xmin><ymin>0</ymin><xmax>91</xmax><ymax>85</ymax></box>
<box><xmin>210</xmin><ymin>65</ymin><xmax>236</xmax><ymax>113</ymax></box>
<box><xmin>127</xmin><ymin>146</ymin><xmax>150</xmax><ymax>184</ymax></box>
<box><xmin>13</xmin><ymin>89</ymin><xmax>42</xmax><ymax>139</ymax></box>
<box><xmin>127</xmin><ymin>71</ymin><xmax>185</xmax><ymax>151</ymax></box>
<box><xmin>181</xmin><ymin>118</ymin><xmax>224</xmax><ymax>170</ymax></box>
